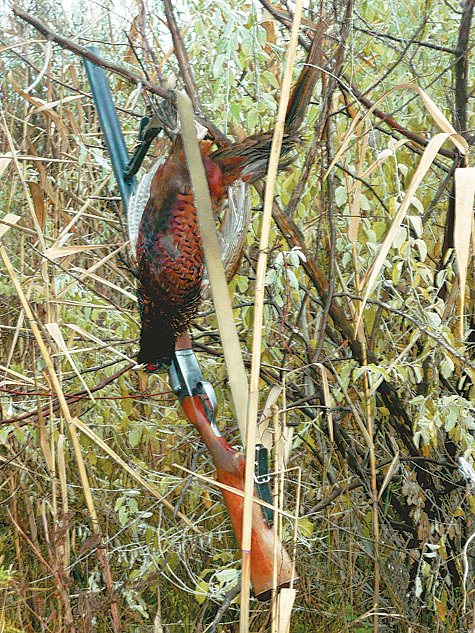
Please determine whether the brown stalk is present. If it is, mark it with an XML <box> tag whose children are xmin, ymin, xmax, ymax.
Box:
<box><xmin>162</xmin><ymin>0</ymin><xmax>203</xmax><ymax>113</ymax></box>
<box><xmin>455</xmin><ymin>0</ymin><xmax>475</xmax><ymax>135</ymax></box>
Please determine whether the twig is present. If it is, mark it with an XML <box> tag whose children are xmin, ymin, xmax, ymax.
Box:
<box><xmin>285</xmin><ymin>15</ymin><xmax>332</xmax><ymax>220</ymax></box>
<box><xmin>205</xmin><ymin>582</ymin><xmax>241</xmax><ymax>633</ymax></box>
<box><xmin>1</xmin><ymin>362</ymin><xmax>135</xmax><ymax>426</ymax></box>
<box><xmin>137</xmin><ymin>0</ymin><xmax>164</xmax><ymax>84</ymax></box>
<box><xmin>241</xmin><ymin>3</ymin><xmax>304</xmax><ymax>627</ymax></box>
<box><xmin>12</xmin><ymin>7</ymin><xmax>169</xmax><ymax>98</ymax></box>
<box><xmin>172</xmin><ymin>447</ymin><xmax>205</xmax><ymax>519</ymax></box>
<box><xmin>334</xmin><ymin>293</ymin><xmax>475</xmax><ymax>373</ymax></box>
<box><xmin>312</xmin><ymin>0</ymin><xmax>353</xmax><ymax>360</ymax></box>
<box><xmin>11</xmin><ymin>7</ymin><xmax>228</xmax><ymax>142</ymax></box>
<box><xmin>259</xmin><ymin>0</ymin><xmax>456</xmax><ymax>161</ymax></box>
<box><xmin>339</xmin><ymin>78</ymin><xmax>457</xmax><ymax>160</ymax></box>
<box><xmin>162</xmin><ymin>0</ymin><xmax>203</xmax><ymax>113</ymax></box>
<box><xmin>351</xmin><ymin>23</ymin><xmax>457</xmax><ymax>54</ymax></box>
<box><xmin>455</xmin><ymin>0</ymin><xmax>475</xmax><ymax>134</ymax></box>
<box><xmin>335</xmin><ymin>162</ymin><xmax>389</xmax><ymax>213</ymax></box>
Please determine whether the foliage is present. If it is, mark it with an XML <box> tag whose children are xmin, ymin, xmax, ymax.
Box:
<box><xmin>1</xmin><ymin>0</ymin><xmax>475</xmax><ymax>631</ymax></box>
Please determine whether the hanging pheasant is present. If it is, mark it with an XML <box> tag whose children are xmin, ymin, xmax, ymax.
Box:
<box><xmin>135</xmin><ymin>36</ymin><xmax>322</xmax><ymax>371</ymax></box>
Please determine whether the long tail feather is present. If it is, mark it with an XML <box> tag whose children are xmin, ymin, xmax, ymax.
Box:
<box><xmin>211</xmin><ymin>25</ymin><xmax>327</xmax><ymax>183</ymax></box>
<box><xmin>284</xmin><ymin>25</ymin><xmax>326</xmax><ymax>134</ymax></box>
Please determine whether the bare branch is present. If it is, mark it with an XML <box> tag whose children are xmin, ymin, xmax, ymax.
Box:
<box><xmin>12</xmin><ymin>6</ymin><xmax>169</xmax><ymax>99</ymax></box>
<box><xmin>162</xmin><ymin>0</ymin><xmax>203</xmax><ymax>113</ymax></box>
<box><xmin>455</xmin><ymin>0</ymin><xmax>475</xmax><ymax>134</ymax></box>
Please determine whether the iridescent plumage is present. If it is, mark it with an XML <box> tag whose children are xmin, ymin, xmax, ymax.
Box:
<box><xmin>136</xmin><ymin>37</ymin><xmax>321</xmax><ymax>370</ymax></box>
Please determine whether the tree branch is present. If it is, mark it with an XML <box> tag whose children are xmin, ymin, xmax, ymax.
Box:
<box><xmin>162</xmin><ymin>0</ymin><xmax>203</xmax><ymax>114</ymax></box>
<box><xmin>12</xmin><ymin>7</ymin><xmax>169</xmax><ymax>98</ymax></box>
<box><xmin>455</xmin><ymin>0</ymin><xmax>475</xmax><ymax>135</ymax></box>
<box><xmin>12</xmin><ymin>7</ymin><xmax>228</xmax><ymax>142</ymax></box>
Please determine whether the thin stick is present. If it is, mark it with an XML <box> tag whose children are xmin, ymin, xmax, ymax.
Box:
<box><xmin>271</xmin><ymin>406</ymin><xmax>280</xmax><ymax>633</ymax></box>
<box><xmin>12</xmin><ymin>7</ymin><xmax>168</xmax><ymax>99</ymax></box>
<box><xmin>290</xmin><ymin>467</ymin><xmax>302</xmax><ymax>588</ymax></box>
<box><xmin>240</xmin><ymin>3</ymin><xmax>304</xmax><ymax>630</ymax></box>
<box><xmin>0</xmin><ymin>238</ymin><xmax>125</xmax><ymax>627</ymax></box>
<box><xmin>0</xmin><ymin>109</ymin><xmax>45</xmax><ymax>249</ymax></box>
<box><xmin>352</xmin><ymin>242</ymin><xmax>380</xmax><ymax>633</ymax></box>
<box><xmin>174</xmin><ymin>91</ymin><xmax>250</xmax><ymax>439</ymax></box>
<box><xmin>162</xmin><ymin>0</ymin><xmax>203</xmax><ymax>113</ymax></box>
<box><xmin>12</xmin><ymin>7</ymin><xmax>228</xmax><ymax>143</ymax></box>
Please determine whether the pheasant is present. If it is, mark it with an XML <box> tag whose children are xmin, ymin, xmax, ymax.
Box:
<box><xmin>136</xmin><ymin>36</ymin><xmax>322</xmax><ymax>371</ymax></box>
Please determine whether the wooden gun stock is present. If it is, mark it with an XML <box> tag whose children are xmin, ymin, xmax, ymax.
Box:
<box><xmin>181</xmin><ymin>395</ymin><xmax>296</xmax><ymax>601</ymax></box>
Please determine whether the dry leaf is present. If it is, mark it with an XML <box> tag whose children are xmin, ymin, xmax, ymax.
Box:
<box><xmin>66</xmin><ymin>323</ymin><xmax>136</xmax><ymax>362</ymax></box>
<box><xmin>38</xmin><ymin>404</ymin><xmax>54</xmax><ymax>474</ymax></box>
<box><xmin>0</xmin><ymin>152</ymin><xmax>12</xmax><ymax>178</ymax></box>
<box><xmin>454</xmin><ymin>167</ymin><xmax>475</xmax><ymax>338</ymax></box>
<box><xmin>326</xmin><ymin>82</ymin><xmax>466</xmax><ymax>180</ymax></box>
<box><xmin>315</xmin><ymin>363</ymin><xmax>333</xmax><ymax>442</ymax></box>
<box><xmin>277</xmin><ymin>588</ymin><xmax>297</xmax><ymax>633</ymax></box>
<box><xmin>44</xmin><ymin>244</ymin><xmax>111</xmax><ymax>259</ymax></box>
<box><xmin>45</xmin><ymin>322</ymin><xmax>94</xmax><ymax>400</ymax></box>
<box><xmin>378</xmin><ymin>450</ymin><xmax>400</xmax><ymax>501</ymax></box>
<box><xmin>202</xmin><ymin>490</ymin><xmax>212</xmax><ymax>510</ymax></box>
<box><xmin>9</xmin><ymin>71</ymin><xmax>60</xmax><ymax>126</ymax></box>
<box><xmin>0</xmin><ymin>213</ymin><xmax>22</xmax><ymax>239</ymax></box>
<box><xmin>258</xmin><ymin>385</ymin><xmax>282</xmax><ymax>449</ymax></box>
<box><xmin>32</xmin><ymin>94</ymin><xmax>83</xmax><ymax>115</ymax></box>
<box><xmin>434</xmin><ymin>596</ymin><xmax>447</xmax><ymax>622</ymax></box>
<box><xmin>348</xmin><ymin>121</ymin><xmax>370</xmax><ymax>244</ymax></box>
<box><xmin>27</xmin><ymin>181</ymin><xmax>46</xmax><ymax>231</ymax></box>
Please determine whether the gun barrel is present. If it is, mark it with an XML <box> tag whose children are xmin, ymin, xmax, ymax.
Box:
<box><xmin>83</xmin><ymin>48</ymin><xmax>136</xmax><ymax>207</ymax></box>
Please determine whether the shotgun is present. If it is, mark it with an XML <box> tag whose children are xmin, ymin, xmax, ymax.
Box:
<box><xmin>170</xmin><ymin>335</ymin><xmax>296</xmax><ymax>601</ymax></box>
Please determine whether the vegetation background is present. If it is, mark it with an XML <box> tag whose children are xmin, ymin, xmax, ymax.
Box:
<box><xmin>1</xmin><ymin>0</ymin><xmax>475</xmax><ymax>631</ymax></box>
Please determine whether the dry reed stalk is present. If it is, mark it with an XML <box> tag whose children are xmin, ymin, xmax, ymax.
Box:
<box><xmin>241</xmin><ymin>3</ymin><xmax>304</xmax><ymax>629</ymax></box>
<box><xmin>0</xmin><ymin>224</ymin><xmax>100</xmax><ymax>528</ymax></box>
<box><xmin>454</xmin><ymin>167</ymin><xmax>475</xmax><ymax>338</ymax></box>
<box><xmin>271</xmin><ymin>406</ymin><xmax>280</xmax><ymax>633</ymax></box>
<box><xmin>348</xmin><ymin>86</ymin><xmax>469</xmax><ymax>329</ymax></box>
<box><xmin>268</xmin><ymin>405</ymin><xmax>299</xmax><ymax>633</ymax></box>
<box><xmin>0</xmin><ymin>219</ymin><xmax>117</xmax><ymax>625</ymax></box>
<box><xmin>350</xmin><ymin>219</ymin><xmax>380</xmax><ymax>632</ymax></box>
<box><xmin>330</xmin><ymin>82</ymin><xmax>475</xmax><ymax>629</ymax></box>
<box><xmin>5</xmin><ymin>71</ymin><xmax>77</xmax><ymax>602</ymax></box>
<box><xmin>175</xmin><ymin>90</ymin><xmax>250</xmax><ymax>441</ymax></box>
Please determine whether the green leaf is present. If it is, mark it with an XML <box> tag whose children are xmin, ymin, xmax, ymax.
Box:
<box><xmin>261</xmin><ymin>70</ymin><xmax>280</xmax><ymax>90</ymax></box>
<box><xmin>213</xmin><ymin>54</ymin><xmax>225</xmax><ymax>78</ymax></box>
<box><xmin>287</xmin><ymin>269</ymin><xmax>299</xmax><ymax>291</ymax></box>
<box><xmin>440</xmin><ymin>357</ymin><xmax>454</xmax><ymax>380</ymax></box>
<box><xmin>298</xmin><ymin>517</ymin><xmax>314</xmax><ymax>538</ymax></box>
<box><xmin>0</xmin><ymin>424</ymin><xmax>13</xmax><ymax>444</ymax></box>
<box><xmin>215</xmin><ymin>568</ymin><xmax>239</xmax><ymax>584</ymax></box>
<box><xmin>128</xmin><ymin>427</ymin><xmax>142</xmax><ymax>448</ymax></box>
<box><xmin>13</xmin><ymin>426</ymin><xmax>27</xmax><ymax>444</ymax></box>
<box><xmin>194</xmin><ymin>580</ymin><xmax>209</xmax><ymax>604</ymax></box>
<box><xmin>240</xmin><ymin>28</ymin><xmax>253</xmax><ymax>57</ymax></box>
<box><xmin>335</xmin><ymin>186</ymin><xmax>348</xmax><ymax>207</ymax></box>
